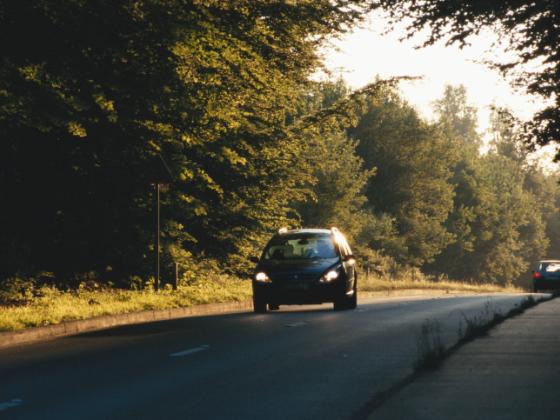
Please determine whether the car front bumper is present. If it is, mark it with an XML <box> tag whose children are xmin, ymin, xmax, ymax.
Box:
<box><xmin>252</xmin><ymin>280</ymin><xmax>346</xmax><ymax>304</ymax></box>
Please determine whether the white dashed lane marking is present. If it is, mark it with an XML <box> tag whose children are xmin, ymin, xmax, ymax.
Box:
<box><xmin>0</xmin><ymin>399</ymin><xmax>23</xmax><ymax>411</ymax></box>
<box><xmin>285</xmin><ymin>322</ymin><xmax>307</xmax><ymax>328</ymax></box>
<box><xmin>170</xmin><ymin>345</ymin><xmax>210</xmax><ymax>357</ymax></box>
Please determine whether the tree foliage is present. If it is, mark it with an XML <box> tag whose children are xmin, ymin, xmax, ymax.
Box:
<box><xmin>374</xmin><ymin>0</ymin><xmax>560</xmax><ymax>154</ymax></box>
<box><xmin>428</xmin><ymin>86</ymin><xmax>558</xmax><ymax>286</ymax></box>
<box><xmin>292</xmin><ymin>80</ymin><xmax>384</xmax><ymax>245</ymax></box>
<box><xmin>0</xmin><ymin>0</ymin><xmax>373</xmax><ymax>284</ymax></box>
<box><xmin>1</xmin><ymin>1</ymin><xmax>558</xmax><ymax>291</ymax></box>
<box><xmin>349</xmin><ymin>85</ymin><xmax>455</xmax><ymax>266</ymax></box>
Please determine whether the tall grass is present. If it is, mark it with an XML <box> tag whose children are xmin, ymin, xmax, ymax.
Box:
<box><xmin>0</xmin><ymin>276</ymin><xmax>251</xmax><ymax>332</ymax></box>
<box><xmin>361</xmin><ymin>272</ymin><xmax>523</xmax><ymax>294</ymax></box>
<box><xmin>0</xmin><ymin>266</ymin><xmax>524</xmax><ymax>332</ymax></box>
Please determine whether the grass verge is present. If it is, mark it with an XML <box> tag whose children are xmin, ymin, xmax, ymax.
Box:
<box><xmin>414</xmin><ymin>294</ymin><xmax>548</xmax><ymax>371</ymax></box>
<box><xmin>0</xmin><ymin>277</ymin><xmax>252</xmax><ymax>332</ymax></box>
<box><xmin>414</xmin><ymin>318</ymin><xmax>445</xmax><ymax>370</ymax></box>
<box><xmin>361</xmin><ymin>276</ymin><xmax>523</xmax><ymax>294</ymax></box>
<box><xmin>0</xmin><ymin>274</ymin><xmax>526</xmax><ymax>333</ymax></box>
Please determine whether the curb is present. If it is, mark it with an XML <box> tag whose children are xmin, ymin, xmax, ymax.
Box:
<box><xmin>0</xmin><ymin>300</ymin><xmax>253</xmax><ymax>350</ymax></box>
<box><xmin>0</xmin><ymin>289</ymin><xmax>524</xmax><ymax>350</ymax></box>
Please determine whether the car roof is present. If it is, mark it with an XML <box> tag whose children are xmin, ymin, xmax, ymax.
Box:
<box><xmin>280</xmin><ymin>228</ymin><xmax>332</xmax><ymax>235</ymax></box>
<box><xmin>539</xmin><ymin>260</ymin><xmax>560</xmax><ymax>263</ymax></box>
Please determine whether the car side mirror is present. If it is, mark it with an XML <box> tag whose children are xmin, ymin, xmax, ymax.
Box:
<box><xmin>249</xmin><ymin>256</ymin><xmax>259</xmax><ymax>264</ymax></box>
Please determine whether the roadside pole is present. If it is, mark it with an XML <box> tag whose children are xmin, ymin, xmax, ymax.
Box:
<box><xmin>151</xmin><ymin>154</ymin><xmax>173</xmax><ymax>292</ymax></box>
<box><xmin>173</xmin><ymin>262</ymin><xmax>178</xmax><ymax>291</ymax></box>
<box><xmin>155</xmin><ymin>182</ymin><xmax>161</xmax><ymax>292</ymax></box>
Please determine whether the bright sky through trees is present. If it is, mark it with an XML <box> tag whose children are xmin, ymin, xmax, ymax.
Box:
<box><xmin>321</xmin><ymin>12</ymin><xmax>545</xmax><ymax>137</ymax></box>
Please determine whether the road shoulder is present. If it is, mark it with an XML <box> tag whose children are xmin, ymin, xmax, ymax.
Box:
<box><xmin>367</xmin><ymin>296</ymin><xmax>560</xmax><ymax>420</ymax></box>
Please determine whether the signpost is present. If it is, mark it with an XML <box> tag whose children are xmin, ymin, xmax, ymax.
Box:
<box><xmin>151</xmin><ymin>155</ymin><xmax>173</xmax><ymax>292</ymax></box>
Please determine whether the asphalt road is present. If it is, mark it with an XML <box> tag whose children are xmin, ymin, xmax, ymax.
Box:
<box><xmin>0</xmin><ymin>294</ymin><xmax>534</xmax><ymax>419</ymax></box>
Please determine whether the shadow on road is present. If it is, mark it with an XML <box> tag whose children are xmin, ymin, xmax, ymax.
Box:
<box><xmin>70</xmin><ymin>304</ymin><xmax>337</xmax><ymax>339</ymax></box>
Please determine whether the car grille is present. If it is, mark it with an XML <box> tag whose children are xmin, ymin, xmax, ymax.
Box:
<box><xmin>270</xmin><ymin>273</ymin><xmax>319</xmax><ymax>282</ymax></box>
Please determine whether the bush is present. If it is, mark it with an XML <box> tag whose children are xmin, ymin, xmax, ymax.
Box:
<box><xmin>0</xmin><ymin>276</ymin><xmax>36</xmax><ymax>305</ymax></box>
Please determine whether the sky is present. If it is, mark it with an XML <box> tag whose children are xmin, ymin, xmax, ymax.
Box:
<box><xmin>319</xmin><ymin>12</ymin><xmax>546</xmax><ymax>143</ymax></box>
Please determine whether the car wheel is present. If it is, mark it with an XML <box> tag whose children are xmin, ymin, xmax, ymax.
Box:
<box><xmin>346</xmin><ymin>280</ymin><xmax>358</xmax><ymax>310</ymax></box>
<box><xmin>333</xmin><ymin>289</ymin><xmax>350</xmax><ymax>310</ymax></box>
<box><xmin>253</xmin><ymin>295</ymin><xmax>267</xmax><ymax>313</ymax></box>
<box><xmin>333</xmin><ymin>298</ymin><xmax>347</xmax><ymax>311</ymax></box>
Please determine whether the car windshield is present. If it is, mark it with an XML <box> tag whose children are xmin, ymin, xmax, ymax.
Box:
<box><xmin>542</xmin><ymin>263</ymin><xmax>560</xmax><ymax>272</ymax></box>
<box><xmin>262</xmin><ymin>234</ymin><xmax>338</xmax><ymax>261</ymax></box>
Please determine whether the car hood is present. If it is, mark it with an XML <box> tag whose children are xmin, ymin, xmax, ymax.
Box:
<box><xmin>257</xmin><ymin>258</ymin><xmax>340</xmax><ymax>277</ymax></box>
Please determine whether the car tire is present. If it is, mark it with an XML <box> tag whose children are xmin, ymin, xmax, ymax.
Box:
<box><xmin>334</xmin><ymin>290</ymin><xmax>350</xmax><ymax>311</ymax></box>
<box><xmin>334</xmin><ymin>278</ymin><xmax>358</xmax><ymax>311</ymax></box>
<box><xmin>333</xmin><ymin>298</ymin><xmax>347</xmax><ymax>311</ymax></box>
<box><xmin>253</xmin><ymin>295</ymin><xmax>267</xmax><ymax>313</ymax></box>
<box><xmin>346</xmin><ymin>279</ymin><xmax>358</xmax><ymax>310</ymax></box>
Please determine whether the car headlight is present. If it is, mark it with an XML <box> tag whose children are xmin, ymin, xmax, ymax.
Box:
<box><xmin>320</xmin><ymin>269</ymin><xmax>340</xmax><ymax>283</ymax></box>
<box><xmin>255</xmin><ymin>272</ymin><xmax>271</xmax><ymax>283</ymax></box>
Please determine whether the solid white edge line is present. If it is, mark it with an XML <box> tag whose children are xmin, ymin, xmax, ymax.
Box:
<box><xmin>170</xmin><ymin>345</ymin><xmax>210</xmax><ymax>357</ymax></box>
<box><xmin>285</xmin><ymin>322</ymin><xmax>307</xmax><ymax>328</ymax></box>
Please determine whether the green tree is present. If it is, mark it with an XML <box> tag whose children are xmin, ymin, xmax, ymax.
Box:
<box><xmin>430</xmin><ymin>93</ymin><xmax>553</xmax><ymax>286</ymax></box>
<box><xmin>427</xmin><ymin>85</ymin><xmax>482</xmax><ymax>279</ymax></box>
<box><xmin>294</xmin><ymin>129</ymin><xmax>375</xmax><ymax>239</ymax></box>
<box><xmin>433</xmin><ymin>85</ymin><xmax>480</xmax><ymax>149</ymax></box>
<box><xmin>293</xmin><ymin>80</ymin><xmax>394</xmax><ymax>249</ymax></box>
<box><xmin>0</xmin><ymin>0</ymin><xmax>373</xmax><ymax>285</ymax></box>
<box><xmin>349</xmin><ymin>85</ymin><xmax>455</xmax><ymax>266</ymax></box>
<box><xmin>374</xmin><ymin>0</ymin><xmax>560</xmax><ymax>155</ymax></box>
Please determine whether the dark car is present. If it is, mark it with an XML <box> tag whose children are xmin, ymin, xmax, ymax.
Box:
<box><xmin>251</xmin><ymin>227</ymin><xmax>358</xmax><ymax>313</ymax></box>
<box><xmin>532</xmin><ymin>260</ymin><xmax>560</xmax><ymax>292</ymax></box>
